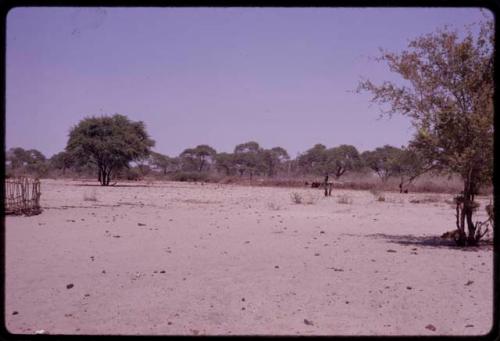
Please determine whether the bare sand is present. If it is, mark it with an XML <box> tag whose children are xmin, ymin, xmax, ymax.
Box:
<box><xmin>4</xmin><ymin>179</ymin><xmax>494</xmax><ymax>336</ymax></box>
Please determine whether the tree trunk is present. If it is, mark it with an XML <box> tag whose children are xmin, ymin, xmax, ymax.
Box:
<box><xmin>456</xmin><ymin>172</ymin><xmax>479</xmax><ymax>246</ymax></box>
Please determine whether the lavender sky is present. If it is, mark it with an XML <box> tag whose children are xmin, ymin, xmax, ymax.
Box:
<box><xmin>6</xmin><ymin>7</ymin><xmax>492</xmax><ymax>159</ymax></box>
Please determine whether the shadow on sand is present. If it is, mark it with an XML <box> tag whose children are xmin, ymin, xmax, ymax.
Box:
<box><xmin>366</xmin><ymin>233</ymin><xmax>493</xmax><ymax>251</ymax></box>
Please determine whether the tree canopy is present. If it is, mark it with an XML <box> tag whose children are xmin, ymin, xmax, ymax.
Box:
<box><xmin>66</xmin><ymin>114</ymin><xmax>155</xmax><ymax>186</ymax></box>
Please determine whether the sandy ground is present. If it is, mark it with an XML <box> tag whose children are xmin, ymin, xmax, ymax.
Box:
<box><xmin>4</xmin><ymin>179</ymin><xmax>494</xmax><ymax>336</ymax></box>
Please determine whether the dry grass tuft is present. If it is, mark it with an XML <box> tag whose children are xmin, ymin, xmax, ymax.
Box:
<box><xmin>290</xmin><ymin>192</ymin><xmax>303</xmax><ymax>204</ymax></box>
<box><xmin>304</xmin><ymin>194</ymin><xmax>318</xmax><ymax>205</ymax></box>
<box><xmin>83</xmin><ymin>189</ymin><xmax>98</xmax><ymax>202</ymax></box>
<box><xmin>290</xmin><ymin>192</ymin><xmax>317</xmax><ymax>205</ymax></box>
<box><xmin>337</xmin><ymin>194</ymin><xmax>353</xmax><ymax>205</ymax></box>
<box><xmin>267</xmin><ymin>202</ymin><xmax>281</xmax><ymax>211</ymax></box>
<box><xmin>409</xmin><ymin>196</ymin><xmax>440</xmax><ymax>204</ymax></box>
<box><xmin>369</xmin><ymin>189</ymin><xmax>385</xmax><ymax>202</ymax></box>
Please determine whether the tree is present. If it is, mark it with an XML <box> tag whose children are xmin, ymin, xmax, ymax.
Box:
<box><xmin>391</xmin><ymin>146</ymin><xmax>433</xmax><ymax>193</ymax></box>
<box><xmin>214</xmin><ymin>152</ymin><xmax>236</xmax><ymax>176</ymax></box>
<box><xmin>297</xmin><ymin>144</ymin><xmax>327</xmax><ymax>175</ymax></box>
<box><xmin>66</xmin><ymin>114</ymin><xmax>155</xmax><ymax>186</ymax></box>
<box><xmin>150</xmin><ymin>151</ymin><xmax>172</xmax><ymax>175</ymax></box>
<box><xmin>6</xmin><ymin>147</ymin><xmax>48</xmax><ymax>177</ymax></box>
<box><xmin>180</xmin><ymin>145</ymin><xmax>217</xmax><ymax>172</ymax></box>
<box><xmin>323</xmin><ymin>144</ymin><xmax>362</xmax><ymax>179</ymax></box>
<box><xmin>49</xmin><ymin>151</ymin><xmax>75</xmax><ymax>175</ymax></box>
<box><xmin>233</xmin><ymin>141</ymin><xmax>263</xmax><ymax>179</ymax></box>
<box><xmin>361</xmin><ymin>145</ymin><xmax>402</xmax><ymax>182</ymax></box>
<box><xmin>6</xmin><ymin>147</ymin><xmax>30</xmax><ymax>170</ymax></box>
<box><xmin>262</xmin><ymin>147</ymin><xmax>290</xmax><ymax>177</ymax></box>
<box><xmin>358</xmin><ymin>19</ymin><xmax>493</xmax><ymax>245</ymax></box>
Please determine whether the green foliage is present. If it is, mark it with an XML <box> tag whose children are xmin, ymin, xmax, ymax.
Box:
<box><xmin>66</xmin><ymin>114</ymin><xmax>155</xmax><ymax>186</ymax></box>
<box><xmin>261</xmin><ymin>147</ymin><xmax>290</xmax><ymax>177</ymax></box>
<box><xmin>361</xmin><ymin>145</ymin><xmax>404</xmax><ymax>182</ymax></box>
<box><xmin>233</xmin><ymin>141</ymin><xmax>263</xmax><ymax>178</ymax></box>
<box><xmin>297</xmin><ymin>144</ymin><xmax>327</xmax><ymax>175</ymax></box>
<box><xmin>323</xmin><ymin>145</ymin><xmax>362</xmax><ymax>178</ymax></box>
<box><xmin>6</xmin><ymin>147</ymin><xmax>48</xmax><ymax>178</ymax></box>
<box><xmin>214</xmin><ymin>152</ymin><xmax>236</xmax><ymax>176</ymax></box>
<box><xmin>49</xmin><ymin>151</ymin><xmax>75</xmax><ymax>175</ymax></box>
<box><xmin>180</xmin><ymin>144</ymin><xmax>217</xmax><ymax>172</ymax></box>
<box><xmin>150</xmin><ymin>151</ymin><xmax>173</xmax><ymax>175</ymax></box>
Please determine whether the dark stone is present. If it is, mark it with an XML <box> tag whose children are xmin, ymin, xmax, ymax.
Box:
<box><xmin>304</xmin><ymin>319</ymin><xmax>314</xmax><ymax>326</ymax></box>
<box><xmin>425</xmin><ymin>324</ymin><xmax>436</xmax><ymax>331</ymax></box>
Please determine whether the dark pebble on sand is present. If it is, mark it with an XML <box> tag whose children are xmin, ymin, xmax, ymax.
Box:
<box><xmin>304</xmin><ymin>319</ymin><xmax>314</xmax><ymax>326</ymax></box>
<box><xmin>425</xmin><ymin>324</ymin><xmax>436</xmax><ymax>331</ymax></box>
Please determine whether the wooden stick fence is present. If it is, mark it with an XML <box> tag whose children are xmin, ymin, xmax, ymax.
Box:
<box><xmin>4</xmin><ymin>177</ymin><xmax>42</xmax><ymax>216</ymax></box>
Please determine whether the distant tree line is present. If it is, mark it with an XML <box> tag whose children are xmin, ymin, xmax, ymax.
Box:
<box><xmin>6</xmin><ymin>114</ymin><xmax>431</xmax><ymax>193</ymax></box>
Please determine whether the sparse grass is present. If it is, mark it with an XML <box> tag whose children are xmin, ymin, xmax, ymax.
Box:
<box><xmin>83</xmin><ymin>189</ymin><xmax>98</xmax><ymax>202</ymax></box>
<box><xmin>369</xmin><ymin>189</ymin><xmax>385</xmax><ymax>202</ymax></box>
<box><xmin>409</xmin><ymin>195</ymin><xmax>440</xmax><ymax>204</ymax></box>
<box><xmin>304</xmin><ymin>194</ymin><xmax>318</xmax><ymax>205</ymax></box>
<box><xmin>290</xmin><ymin>192</ymin><xmax>303</xmax><ymax>204</ymax></box>
<box><xmin>290</xmin><ymin>192</ymin><xmax>317</xmax><ymax>205</ymax></box>
<box><xmin>267</xmin><ymin>202</ymin><xmax>281</xmax><ymax>210</ymax></box>
<box><xmin>337</xmin><ymin>194</ymin><xmax>353</xmax><ymax>205</ymax></box>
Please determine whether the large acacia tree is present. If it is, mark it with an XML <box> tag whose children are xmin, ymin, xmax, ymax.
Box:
<box><xmin>358</xmin><ymin>20</ymin><xmax>493</xmax><ymax>246</ymax></box>
<box><xmin>66</xmin><ymin>114</ymin><xmax>155</xmax><ymax>186</ymax></box>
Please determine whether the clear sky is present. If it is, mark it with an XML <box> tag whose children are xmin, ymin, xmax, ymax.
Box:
<box><xmin>6</xmin><ymin>7</ymin><xmax>492</xmax><ymax>159</ymax></box>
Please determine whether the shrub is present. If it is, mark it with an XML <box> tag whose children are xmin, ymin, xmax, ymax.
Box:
<box><xmin>290</xmin><ymin>192</ymin><xmax>303</xmax><ymax>204</ymax></box>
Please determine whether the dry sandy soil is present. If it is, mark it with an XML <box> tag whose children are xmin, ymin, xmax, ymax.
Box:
<box><xmin>4</xmin><ymin>179</ymin><xmax>494</xmax><ymax>336</ymax></box>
